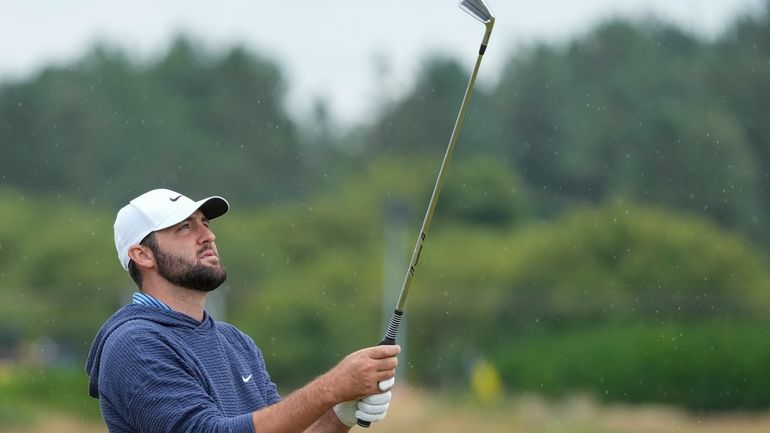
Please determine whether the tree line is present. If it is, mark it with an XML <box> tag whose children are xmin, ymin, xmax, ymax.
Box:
<box><xmin>1</xmin><ymin>2</ymin><xmax>768</xmax><ymax>240</ymax></box>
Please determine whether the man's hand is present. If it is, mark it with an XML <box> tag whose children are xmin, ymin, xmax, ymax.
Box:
<box><xmin>247</xmin><ymin>345</ymin><xmax>399</xmax><ymax>433</ymax></box>
<box><xmin>333</xmin><ymin>382</ymin><xmax>394</xmax><ymax>427</ymax></box>
<box><xmin>325</xmin><ymin>345</ymin><xmax>400</xmax><ymax>403</ymax></box>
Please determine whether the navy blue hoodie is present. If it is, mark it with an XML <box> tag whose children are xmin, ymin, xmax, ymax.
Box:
<box><xmin>86</xmin><ymin>304</ymin><xmax>280</xmax><ymax>433</ymax></box>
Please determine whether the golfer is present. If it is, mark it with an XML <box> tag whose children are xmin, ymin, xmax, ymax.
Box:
<box><xmin>86</xmin><ymin>188</ymin><xmax>400</xmax><ymax>433</ymax></box>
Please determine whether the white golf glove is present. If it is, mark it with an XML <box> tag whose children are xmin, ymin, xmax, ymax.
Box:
<box><xmin>333</xmin><ymin>377</ymin><xmax>395</xmax><ymax>427</ymax></box>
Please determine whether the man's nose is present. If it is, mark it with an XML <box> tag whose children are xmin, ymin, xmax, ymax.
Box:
<box><xmin>199</xmin><ymin>225</ymin><xmax>216</xmax><ymax>243</ymax></box>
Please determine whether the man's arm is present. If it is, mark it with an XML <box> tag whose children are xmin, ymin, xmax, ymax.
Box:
<box><xmin>251</xmin><ymin>377</ymin><xmax>349</xmax><ymax>433</ymax></box>
<box><xmin>306</xmin><ymin>408</ymin><xmax>351</xmax><ymax>433</ymax></box>
<box><xmin>250</xmin><ymin>345</ymin><xmax>399</xmax><ymax>433</ymax></box>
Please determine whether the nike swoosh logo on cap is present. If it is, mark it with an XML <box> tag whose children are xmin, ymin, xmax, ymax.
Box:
<box><xmin>170</xmin><ymin>195</ymin><xmax>182</xmax><ymax>202</ymax></box>
<box><xmin>242</xmin><ymin>374</ymin><xmax>253</xmax><ymax>383</ymax></box>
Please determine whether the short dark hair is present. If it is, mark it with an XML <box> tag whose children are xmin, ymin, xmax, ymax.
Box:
<box><xmin>127</xmin><ymin>232</ymin><xmax>159</xmax><ymax>288</ymax></box>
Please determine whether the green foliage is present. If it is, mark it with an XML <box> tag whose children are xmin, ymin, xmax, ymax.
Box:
<box><xmin>0</xmin><ymin>36</ymin><xmax>310</xmax><ymax>207</ymax></box>
<box><xmin>366</xmin><ymin>57</ymin><xmax>477</xmax><ymax>156</ymax></box>
<box><xmin>0</xmin><ymin>366</ymin><xmax>101</xmax><ymax>426</ymax></box>
<box><xmin>488</xmin><ymin>18</ymin><xmax>767</xmax><ymax>234</ymax></box>
<box><xmin>495</xmin><ymin>322</ymin><xmax>770</xmax><ymax>410</ymax></box>
<box><xmin>441</xmin><ymin>155</ymin><xmax>529</xmax><ymax>227</ymax></box>
<box><xmin>401</xmin><ymin>204</ymin><xmax>770</xmax><ymax>390</ymax></box>
<box><xmin>0</xmin><ymin>188</ymin><xmax>124</xmax><ymax>348</ymax></box>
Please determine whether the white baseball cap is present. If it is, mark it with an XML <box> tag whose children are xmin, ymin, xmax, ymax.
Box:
<box><xmin>114</xmin><ymin>188</ymin><xmax>230</xmax><ymax>270</ymax></box>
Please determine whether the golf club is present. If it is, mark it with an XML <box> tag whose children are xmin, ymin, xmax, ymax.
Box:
<box><xmin>357</xmin><ymin>0</ymin><xmax>495</xmax><ymax>427</ymax></box>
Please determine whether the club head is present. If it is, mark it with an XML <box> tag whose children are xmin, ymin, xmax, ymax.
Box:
<box><xmin>459</xmin><ymin>0</ymin><xmax>494</xmax><ymax>24</ymax></box>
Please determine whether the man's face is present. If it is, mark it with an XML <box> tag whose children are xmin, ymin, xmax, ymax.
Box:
<box><xmin>150</xmin><ymin>210</ymin><xmax>227</xmax><ymax>292</ymax></box>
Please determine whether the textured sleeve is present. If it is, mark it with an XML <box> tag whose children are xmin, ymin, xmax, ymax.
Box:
<box><xmin>100</xmin><ymin>323</ymin><xmax>255</xmax><ymax>433</ymax></box>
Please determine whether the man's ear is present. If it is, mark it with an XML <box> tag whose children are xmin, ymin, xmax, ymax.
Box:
<box><xmin>128</xmin><ymin>244</ymin><xmax>155</xmax><ymax>269</ymax></box>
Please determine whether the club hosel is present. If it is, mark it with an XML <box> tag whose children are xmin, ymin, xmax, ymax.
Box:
<box><xmin>479</xmin><ymin>18</ymin><xmax>495</xmax><ymax>55</ymax></box>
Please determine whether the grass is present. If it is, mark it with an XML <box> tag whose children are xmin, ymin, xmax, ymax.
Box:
<box><xmin>380</xmin><ymin>388</ymin><xmax>770</xmax><ymax>433</ymax></box>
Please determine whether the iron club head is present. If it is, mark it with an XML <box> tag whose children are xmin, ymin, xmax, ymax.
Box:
<box><xmin>459</xmin><ymin>0</ymin><xmax>494</xmax><ymax>24</ymax></box>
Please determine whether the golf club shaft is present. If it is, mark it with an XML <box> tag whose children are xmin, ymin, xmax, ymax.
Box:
<box><xmin>396</xmin><ymin>32</ymin><xmax>489</xmax><ymax>315</ymax></box>
<box><xmin>357</xmin><ymin>21</ymin><xmax>494</xmax><ymax>429</ymax></box>
<box><xmin>375</xmin><ymin>48</ymin><xmax>487</xmax><ymax>341</ymax></box>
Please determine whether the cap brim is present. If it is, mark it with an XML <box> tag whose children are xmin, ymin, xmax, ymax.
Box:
<box><xmin>198</xmin><ymin>196</ymin><xmax>229</xmax><ymax>220</ymax></box>
<box><xmin>154</xmin><ymin>195</ymin><xmax>230</xmax><ymax>233</ymax></box>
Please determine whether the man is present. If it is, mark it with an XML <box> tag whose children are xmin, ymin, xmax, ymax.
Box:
<box><xmin>86</xmin><ymin>188</ymin><xmax>400</xmax><ymax>433</ymax></box>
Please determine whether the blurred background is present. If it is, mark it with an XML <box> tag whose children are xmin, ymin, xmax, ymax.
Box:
<box><xmin>2</xmin><ymin>0</ymin><xmax>770</xmax><ymax>432</ymax></box>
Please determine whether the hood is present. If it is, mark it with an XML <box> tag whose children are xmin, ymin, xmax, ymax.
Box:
<box><xmin>85</xmin><ymin>303</ymin><xmax>211</xmax><ymax>398</ymax></box>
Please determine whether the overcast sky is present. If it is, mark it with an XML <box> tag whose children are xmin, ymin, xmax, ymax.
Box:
<box><xmin>0</xmin><ymin>0</ymin><xmax>763</xmax><ymax>125</ymax></box>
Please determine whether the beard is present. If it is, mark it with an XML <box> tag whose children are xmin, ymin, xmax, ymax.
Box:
<box><xmin>153</xmin><ymin>245</ymin><xmax>227</xmax><ymax>292</ymax></box>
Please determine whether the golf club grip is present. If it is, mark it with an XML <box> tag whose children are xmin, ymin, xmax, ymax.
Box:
<box><xmin>357</xmin><ymin>310</ymin><xmax>403</xmax><ymax>428</ymax></box>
